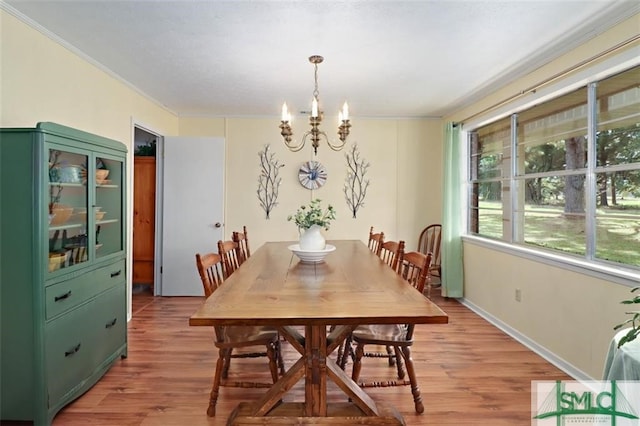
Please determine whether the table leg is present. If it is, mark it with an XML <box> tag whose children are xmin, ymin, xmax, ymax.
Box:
<box><xmin>227</xmin><ymin>324</ymin><xmax>405</xmax><ymax>425</ymax></box>
<box><xmin>252</xmin><ymin>357</ymin><xmax>305</xmax><ymax>416</ymax></box>
<box><xmin>306</xmin><ymin>325</ymin><xmax>327</xmax><ymax>416</ymax></box>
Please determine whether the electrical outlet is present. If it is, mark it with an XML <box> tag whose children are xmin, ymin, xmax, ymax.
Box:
<box><xmin>515</xmin><ymin>288</ymin><xmax>522</xmax><ymax>302</ymax></box>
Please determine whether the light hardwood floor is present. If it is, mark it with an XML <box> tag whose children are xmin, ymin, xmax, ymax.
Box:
<box><xmin>44</xmin><ymin>289</ymin><xmax>571</xmax><ymax>426</ymax></box>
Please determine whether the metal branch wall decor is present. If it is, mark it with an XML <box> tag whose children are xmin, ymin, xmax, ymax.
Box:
<box><xmin>343</xmin><ymin>143</ymin><xmax>370</xmax><ymax>218</ymax></box>
<box><xmin>257</xmin><ymin>145</ymin><xmax>284</xmax><ymax>219</ymax></box>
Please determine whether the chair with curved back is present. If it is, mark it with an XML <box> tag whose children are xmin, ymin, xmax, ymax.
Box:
<box><xmin>367</xmin><ymin>227</ymin><xmax>385</xmax><ymax>256</ymax></box>
<box><xmin>417</xmin><ymin>224</ymin><xmax>442</xmax><ymax>291</ymax></box>
<box><xmin>217</xmin><ymin>239</ymin><xmax>242</xmax><ymax>278</ymax></box>
<box><xmin>232</xmin><ymin>226</ymin><xmax>251</xmax><ymax>265</ymax></box>
<box><xmin>195</xmin><ymin>252</ymin><xmax>285</xmax><ymax>416</ymax></box>
<box><xmin>348</xmin><ymin>251</ymin><xmax>433</xmax><ymax>414</ymax></box>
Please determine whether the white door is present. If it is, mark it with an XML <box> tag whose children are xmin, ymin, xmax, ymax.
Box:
<box><xmin>160</xmin><ymin>137</ymin><xmax>224</xmax><ymax>296</ymax></box>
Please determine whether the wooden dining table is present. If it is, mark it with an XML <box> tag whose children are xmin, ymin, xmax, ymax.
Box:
<box><xmin>189</xmin><ymin>240</ymin><xmax>448</xmax><ymax>425</ymax></box>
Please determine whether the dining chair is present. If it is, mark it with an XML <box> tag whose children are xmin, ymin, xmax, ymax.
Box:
<box><xmin>336</xmin><ymin>228</ymin><xmax>388</xmax><ymax>365</ymax></box>
<box><xmin>217</xmin><ymin>239</ymin><xmax>242</xmax><ymax>278</ymax></box>
<box><xmin>196</xmin><ymin>252</ymin><xmax>225</xmax><ymax>297</ymax></box>
<box><xmin>367</xmin><ymin>226</ymin><xmax>385</xmax><ymax>256</ymax></box>
<box><xmin>232</xmin><ymin>225</ymin><xmax>251</xmax><ymax>265</ymax></box>
<box><xmin>379</xmin><ymin>239</ymin><xmax>405</xmax><ymax>272</ymax></box>
<box><xmin>378</xmin><ymin>239</ymin><xmax>406</xmax><ymax>366</ymax></box>
<box><xmin>348</xmin><ymin>251</ymin><xmax>433</xmax><ymax>414</ymax></box>
<box><xmin>417</xmin><ymin>224</ymin><xmax>442</xmax><ymax>287</ymax></box>
<box><xmin>338</xmin><ymin>239</ymin><xmax>408</xmax><ymax>369</ymax></box>
<box><xmin>195</xmin><ymin>252</ymin><xmax>285</xmax><ymax>416</ymax></box>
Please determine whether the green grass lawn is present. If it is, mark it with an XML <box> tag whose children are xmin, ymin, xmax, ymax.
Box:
<box><xmin>477</xmin><ymin>200</ymin><xmax>640</xmax><ymax>267</ymax></box>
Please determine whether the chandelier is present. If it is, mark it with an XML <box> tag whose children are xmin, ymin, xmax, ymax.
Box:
<box><xmin>280</xmin><ymin>55</ymin><xmax>351</xmax><ymax>155</ymax></box>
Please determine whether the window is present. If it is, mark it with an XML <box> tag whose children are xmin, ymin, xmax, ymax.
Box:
<box><xmin>468</xmin><ymin>65</ymin><xmax>640</xmax><ymax>269</ymax></box>
<box><xmin>469</xmin><ymin>117</ymin><xmax>510</xmax><ymax>240</ymax></box>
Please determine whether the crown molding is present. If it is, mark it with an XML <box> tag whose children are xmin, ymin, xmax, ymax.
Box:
<box><xmin>1</xmin><ymin>1</ymin><xmax>177</xmax><ymax>117</ymax></box>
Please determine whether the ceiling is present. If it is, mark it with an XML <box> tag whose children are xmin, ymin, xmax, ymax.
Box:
<box><xmin>3</xmin><ymin>1</ymin><xmax>638</xmax><ymax>119</ymax></box>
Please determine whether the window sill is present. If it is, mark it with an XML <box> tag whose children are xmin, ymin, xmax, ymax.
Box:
<box><xmin>462</xmin><ymin>235</ymin><xmax>640</xmax><ymax>287</ymax></box>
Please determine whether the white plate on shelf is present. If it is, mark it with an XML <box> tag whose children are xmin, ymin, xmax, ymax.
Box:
<box><xmin>288</xmin><ymin>244</ymin><xmax>336</xmax><ymax>263</ymax></box>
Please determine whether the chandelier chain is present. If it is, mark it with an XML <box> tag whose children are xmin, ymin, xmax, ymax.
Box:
<box><xmin>313</xmin><ymin>62</ymin><xmax>320</xmax><ymax>101</ymax></box>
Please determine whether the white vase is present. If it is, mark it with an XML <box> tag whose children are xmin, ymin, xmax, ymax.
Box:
<box><xmin>299</xmin><ymin>225</ymin><xmax>326</xmax><ymax>250</ymax></box>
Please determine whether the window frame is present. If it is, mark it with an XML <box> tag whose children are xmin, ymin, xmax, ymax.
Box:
<box><xmin>462</xmin><ymin>56</ymin><xmax>640</xmax><ymax>286</ymax></box>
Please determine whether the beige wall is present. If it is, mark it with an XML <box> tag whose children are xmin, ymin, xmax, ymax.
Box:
<box><xmin>1</xmin><ymin>10</ymin><xmax>179</xmax><ymax>319</ymax></box>
<box><xmin>0</xmin><ymin>10</ymin><xmax>178</xmax><ymax>143</ymax></box>
<box><xmin>444</xmin><ymin>13</ymin><xmax>640</xmax><ymax>379</ymax></box>
<box><xmin>2</xmin><ymin>9</ymin><xmax>443</xmax><ymax>320</ymax></box>
<box><xmin>7</xmin><ymin>2</ymin><xmax>634</xmax><ymax>380</ymax></box>
<box><xmin>179</xmin><ymin>116</ymin><xmax>442</xmax><ymax>250</ymax></box>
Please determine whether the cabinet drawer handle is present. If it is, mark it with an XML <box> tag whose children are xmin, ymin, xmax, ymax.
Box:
<box><xmin>64</xmin><ymin>343</ymin><xmax>81</xmax><ymax>357</ymax></box>
<box><xmin>110</xmin><ymin>270</ymin><xmax>122</xmax><ymax>278</ymax></box>
<box><xmin>54</xmin><ymin>291</ymin><xmax>72</xmax><ymax>302</ymax></box>
<box><xmin>105</xmin><ymin>318</ymin><xmax>117</xmax><ymax>328</ymax></box>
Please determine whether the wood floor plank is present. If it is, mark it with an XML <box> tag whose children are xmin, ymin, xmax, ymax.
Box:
<box><xmin>45</xmin><ymin>289</ymin><xmax>571</xmax><ymax>426</ymax></box>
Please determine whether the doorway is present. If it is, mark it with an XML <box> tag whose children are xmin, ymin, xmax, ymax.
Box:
<box><xmin>130</xmin><ymin>129</ymin><xmax>225</xmax><ymax>300</ymax></box>
<box><xmin>132</xmin><ymin>126</ymin><xmax>160</xmax><ymax>311</ymax></box>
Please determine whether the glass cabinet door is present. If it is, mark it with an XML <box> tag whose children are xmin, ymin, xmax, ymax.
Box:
<box><xmin>47</xmin><ymin>150</ymin><xmax>124</xmax><ymax>273</ymax></box>
<box><xmin>48</xmin><ymin>148</ymin><xmax>89</xmax><ymax>273</ymax></box>
<box><xmin>94</xmin><ymin>156</ymin><xmax>124</xmax><ymax>260</ymax></box>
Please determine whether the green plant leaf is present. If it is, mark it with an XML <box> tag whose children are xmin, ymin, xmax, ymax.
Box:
<box><xmin>614</xmin><ymin>319</ymin><xmax>633</xmax><ymax>330</ymax></box>
<box><xmin>614</xmin><ymin>287</ymin><xmax>640</xmax><ymax>349</ymax></box>
<box><xmin>287</xmin><ymin>199</ymin><xmax>336</xmax><ymax>230</ymax></box>
<box><xmin>618</xmin><ymin>328</ymin><xmax>640</xmax><ymax>348</ymax></box>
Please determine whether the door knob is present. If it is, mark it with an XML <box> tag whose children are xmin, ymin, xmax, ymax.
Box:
<box><xmin>214</xmin><ymin>222</ymin><xmax>222</xmax><ymax>228</ymax></box>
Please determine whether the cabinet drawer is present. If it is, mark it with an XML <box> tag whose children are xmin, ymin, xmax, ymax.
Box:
<box><xmin>46</xmin><ymin>301</ymin><xmax>95</xmax><ymax>404</ymax></box>
<box><xmin>46</xmin><ymin>260</ymin><xmax>125</xmax><ymax>319</ymax></box>
<box><xmin>92</xmin><ymin>284</ymin><xmax>126</xmax><ymax>364</ymax></box>
<box><xmin>45</xmin><ymin>284</ymin><xmax>126</xmax><ymax>406</ymax></box>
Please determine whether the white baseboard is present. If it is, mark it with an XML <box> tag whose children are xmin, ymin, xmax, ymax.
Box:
<box><xmin>458</xmin><ymin>297</ymin><xmax>594</xmax><ymax>381</ymax></box>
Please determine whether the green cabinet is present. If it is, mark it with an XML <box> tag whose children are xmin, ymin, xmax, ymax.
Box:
<box><xmin>1</xmin><ymin>122</ymin><xmax>128</xmax><ymax>424</ymax></box>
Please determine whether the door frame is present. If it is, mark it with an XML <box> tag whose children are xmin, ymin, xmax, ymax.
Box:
<box><xmin>130</xmin><ymin>119</ymin><xmax>166</xmax><ymax>318</ymax></box>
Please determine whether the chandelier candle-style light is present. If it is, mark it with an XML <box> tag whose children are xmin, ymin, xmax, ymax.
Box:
<box><xmin>280</xmin><ymin>55</ymin><xmax>351</xmax><ymax>155</ymax></box>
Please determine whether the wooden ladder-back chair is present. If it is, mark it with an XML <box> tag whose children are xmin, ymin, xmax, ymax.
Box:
<box><xmin>338</xmin><ymin>239</ymin><xmax>408</xmax><ymax>369</ymax></box>
<box><xmin>378</xmin><ymin>239</ymin><xmax>406</xmax><ymax>366</ymax></box>
<box><xmin>336</xmin><ymin>228</ymin><xmax>388</xmax><ymax>365</ymax></box>
<box><xmin>232</xmin><ymin>226</ymin><xmax>251</xmax><ymax>265</ymax></box>
<box><xmin>196</xmin><ymin>252</ymin><xmax>225</xmax><ymax>297</ymax></box>
<box><xmin>337</xmin><ymin>229</ymin><xmax>401</xmax><ymax>368</ymax></box>
<box><xmin>348</xmin><ymin>251</ymin><xmax>433</xmax><ymax>414</ymax></box>
<box><xmin>379</xmin><ymin>239</ymin><xmax>405</xmax><ymax>272</ymax></box>
<box><xmin>367</xmin><ymin>227</ymin><xmax>385</xmax><ymax>256</ymax></box>
<box><xmin>194</xmin><ymin>252</ymin><xmax>285</xmax><ymax>417</ymax></box>
<box><xmin>418</xmin><ymin>224</ymin><xmax>442</xmax><ymax>286</ymax></box>
<box><xmin>217</xmin><ymin>239</ymin><xmax>242</xmax><ymax>278</ymax></box>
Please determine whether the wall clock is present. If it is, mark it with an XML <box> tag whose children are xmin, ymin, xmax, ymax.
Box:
<box><xmin>298</xmin><ymin>161</ymin><xmax>327</xmax><ymax>190</ymax></box>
